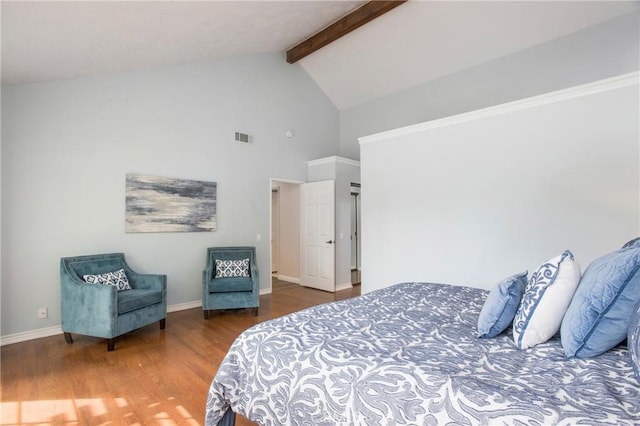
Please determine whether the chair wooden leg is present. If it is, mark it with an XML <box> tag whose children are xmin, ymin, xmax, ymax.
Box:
<box><xmin>253</xmin><ymin>307</ymin><xmax>259</xmax><ymax>316</ymax></box>
<box><xmin>107</xmin><ymin>339</ymin><xmax>115</xmax><ymax>352</ymax></box>
<box><xmin>159</xmin><ymin>318</ymin><xmax>166</xmax><ymax>329</ymax></box>
<box><xmin>64</xmin><ymin>332</ymin><xmax>73</xmax><ymax>344</ymax></box>
<box><xmin>204</xmin><ymin>309</ymin><xmax>210</xmax><ymax>319</ymax></box>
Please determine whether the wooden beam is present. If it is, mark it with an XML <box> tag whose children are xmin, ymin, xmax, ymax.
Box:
<box><xmin>286</xmin><ymin>0</ymin><xmax>407</xmax><ymax>64</ymax></box>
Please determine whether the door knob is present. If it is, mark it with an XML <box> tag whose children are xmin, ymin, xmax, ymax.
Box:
<box><xmin>325</xmin><ymin>240</ymin><xmax>334</xmax><ymax>244</ymax></box>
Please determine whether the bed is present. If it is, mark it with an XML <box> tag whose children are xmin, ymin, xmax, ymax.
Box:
<box><xmin>205</xmin><ymin>282</ymin><xmax>640</xmax><ymax>425</ymax></box>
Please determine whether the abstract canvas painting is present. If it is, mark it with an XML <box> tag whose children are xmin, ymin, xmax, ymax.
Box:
<box><xmin>125</xmin><ymin>174</ymin><xmax>217</xmax><ymax>233</ymax></box>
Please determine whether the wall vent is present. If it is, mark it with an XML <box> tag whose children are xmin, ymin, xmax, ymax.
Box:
<box><xmin>235</xmin><ymin>132</ymin><xmax>250</xmax><ymax>143</ymax></box>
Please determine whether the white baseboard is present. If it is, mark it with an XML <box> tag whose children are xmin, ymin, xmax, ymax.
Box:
<box><xmin>0</xmin><ymin>325</ymin><xmax>63</xmax><ymax>346</ymax></box>
<box><xmin>1</xmin><ymin>300</ymin><xmax>204</xmax><ymax>346</ymax></box>
<box><xmin>335</xmin><ymin>282</ymin><xmax>353</xmax><ymax>292</ymax></box>
<box><xmin>277</xmin><ymin>275</ymin><xmax>300</xmax><ymax>284</ymax></box>
<box><xmin>1</xmin><ymin>286</ymin><xmax>293</xmax><ymax>345</ymax></box>
<box><xmin>167</xmin><ymin>300</ymin><xmax>202</xmax><ymax>313</ymax></box>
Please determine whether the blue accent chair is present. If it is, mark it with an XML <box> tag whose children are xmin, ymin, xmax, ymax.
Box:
<box><xmin>60</xmin><ymin>253</ymin><xmax>167</xmax><ymax>351</ymax></box>
<box><xmin>202</xmin><ymin>246</ymin><xmax>259</xmax><ymax>319</ymax></box>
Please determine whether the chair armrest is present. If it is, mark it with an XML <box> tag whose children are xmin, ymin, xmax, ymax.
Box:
<box><xmin>60</xmin><ymin>273</ymin><xmax>117</xmax><ymax>329</ymax></box>
<box><xmin>203</xmin><ymin>266</ymin><xmax>214</xmax><ymax>283</ymax></box>
<box><xmin>250</xmin><ymin>261</ymin><xmax>259</xmax><ymax>293</ymax></box>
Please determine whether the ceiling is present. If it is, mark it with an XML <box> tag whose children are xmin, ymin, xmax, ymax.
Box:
<box><xmin>0</xmin><ymin>1</ymin><xmax>365</xmax><ymax>86</ymax></box>
<box><xmin>2</xmin><ymin>1</ymin><xmax>638</xmax><ymax>110</ymax></box>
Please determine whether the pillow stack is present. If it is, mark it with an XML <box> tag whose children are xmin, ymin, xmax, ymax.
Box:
<box><xmin>476</xmin><ymin>251</ymin><xmax>580</xmax><ymax>347</ymax></box>
<box><xmin>477</xmin><ymin>239</ymin><xmax>640</xmax><ymax>372</ymax></box>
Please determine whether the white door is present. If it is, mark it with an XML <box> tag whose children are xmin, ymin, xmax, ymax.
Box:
<box><xmin>300</xmin><ymin>180</ymin><xmax>335</xmax><ymax>292</ymax></box>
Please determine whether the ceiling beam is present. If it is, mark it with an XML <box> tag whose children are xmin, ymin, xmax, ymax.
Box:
<box><xmin>286</xmin><ymin>0</ymin><xmax>407</xmax><ymax>64</ymax></box>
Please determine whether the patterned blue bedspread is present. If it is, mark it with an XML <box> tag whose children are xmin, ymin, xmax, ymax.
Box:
<box><xmin>205</xmin><ymin>282</ymin><xmax>640</xmax><ymax>425</ymax></box>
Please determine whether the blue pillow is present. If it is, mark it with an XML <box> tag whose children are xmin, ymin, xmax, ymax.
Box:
<box><xmin>630</xmin><ymin>300</ymin><xmax>640</xmax><ymax>384</ymax></box>
<box><xmin>622</xmin><ymin>237</ymin><xmax>640</xmax><ymax>249</ymax></box>
<box><xmin>477</xmin><ymin>272</ymin><xmax>527</xmax><ymax>338</ymax></box>
<box><xmin>560</xmin><ymin>244</ymin><xmax>640</xmax><ymax>358</ymax></box>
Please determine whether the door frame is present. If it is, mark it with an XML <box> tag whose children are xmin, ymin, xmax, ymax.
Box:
<box><xmin>271</xmin><ymin>188</ymin><xmax>279</xmax><ymax>275</ymax></box>
<box><xmin>351</xmin><ymin>191</ymin><xmax>360</xmax><ymax>271</ymax></box>
<box><xmin>268</xmin><ymin>177</ymin><xmax>304</xmax><ymax>295</ymax></box>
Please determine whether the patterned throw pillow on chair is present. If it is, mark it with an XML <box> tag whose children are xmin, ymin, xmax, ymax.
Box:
<box><xmin>83</xmin><ymin>268</ymin><xmax>132</xmax><ymax>291</ymax></box>
<box><xmin>215</xmin><ymin>259</ymin><xmax>250</xmax><ymax>278</ymax></box>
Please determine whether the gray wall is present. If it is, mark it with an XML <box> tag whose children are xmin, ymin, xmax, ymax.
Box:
<box><xmin>340</xmin><ymin>11</ymin><xmax>640</xmax><ymax>160</ymax></box>
<box><xmin>1</xmin><ymin>53</ymin><xmax>339</xmax><ymax>337</ymax></box>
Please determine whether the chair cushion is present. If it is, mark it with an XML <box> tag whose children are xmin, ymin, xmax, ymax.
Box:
<box><xmin>118</xmin><ymin>289</ymin><xmax>163</xmax><ymax>314</ymax></box>
<box><xmin>208</xmin><ymin>277</ymin><xmax>253</xmax><ymax>293</ymax></box>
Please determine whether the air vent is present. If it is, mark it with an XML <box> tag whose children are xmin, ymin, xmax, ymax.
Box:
<box><xmin>235</xmin><ymin>132</ymin><xmax>250</xmax><ymax>143</ymax></box>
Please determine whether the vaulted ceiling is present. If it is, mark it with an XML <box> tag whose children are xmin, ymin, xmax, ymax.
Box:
<box><xmin>2</xmin><ymin>1</ymin><xmax>638</xmax><ymax>110</ymax></box>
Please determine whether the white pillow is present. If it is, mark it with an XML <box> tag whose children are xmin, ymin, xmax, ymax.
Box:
<box><xmin>513</xmin><ymin>250</ymin><xmax>581</xmax><ymax>349</ymax></box>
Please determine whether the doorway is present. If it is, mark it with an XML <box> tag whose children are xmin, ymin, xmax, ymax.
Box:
<box><xmin>269</xmin><ymin>177</ymin><xmax>360</xmax><ymax>292</ymax></box>
<box><xmin>269</xmin><ymin>179</ymin><xmax>303</xmax><ymax>293</ymax></box>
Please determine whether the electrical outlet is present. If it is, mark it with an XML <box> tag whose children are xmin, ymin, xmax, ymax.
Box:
<box><xmin>38</xmin><ymin>307</ymin><xmax>48</xmax><ymax>319</ymax></box>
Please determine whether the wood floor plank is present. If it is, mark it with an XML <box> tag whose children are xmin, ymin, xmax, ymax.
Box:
<box><xmin>1</xmin><ymin>279</ymin><xmax>360</xmax><ymax>425</ymax></box>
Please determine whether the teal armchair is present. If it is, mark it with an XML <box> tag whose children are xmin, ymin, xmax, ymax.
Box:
<box><xmin>202</xmin><ymin>246</ymin><xmax>259</xmax><ymax>319</ymax></box>
<box><xmin>60</xmin><ymin>253</ymin><xmax>167</xmax><ymax>351</ymax></box>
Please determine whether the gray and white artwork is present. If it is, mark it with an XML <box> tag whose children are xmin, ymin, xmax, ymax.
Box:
<box><xmin>125</xmin><ymin>174</ymin><xmax>217</xmax><ymax>233</ymax></box>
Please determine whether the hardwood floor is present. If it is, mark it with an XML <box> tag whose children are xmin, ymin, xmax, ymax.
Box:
<box><xmin>0</xmin><ymin>279</ymin><xmax>360</xmax><ymax>425</ymax></box>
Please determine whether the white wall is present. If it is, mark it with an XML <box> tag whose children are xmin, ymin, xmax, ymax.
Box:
<box><xmin>340</xmin><ymin>11</ymin><xmax>640</xmax><ymax>161</ymax></box>
<box><xmin>1</xmin><ymin>53</ymin><xmax>339</xmax><ymax>338</ymax></box>
<box><xmin>359</xmin><ymin>74</ymin><xmax>639</xmax><ymax>294</ymax></box>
